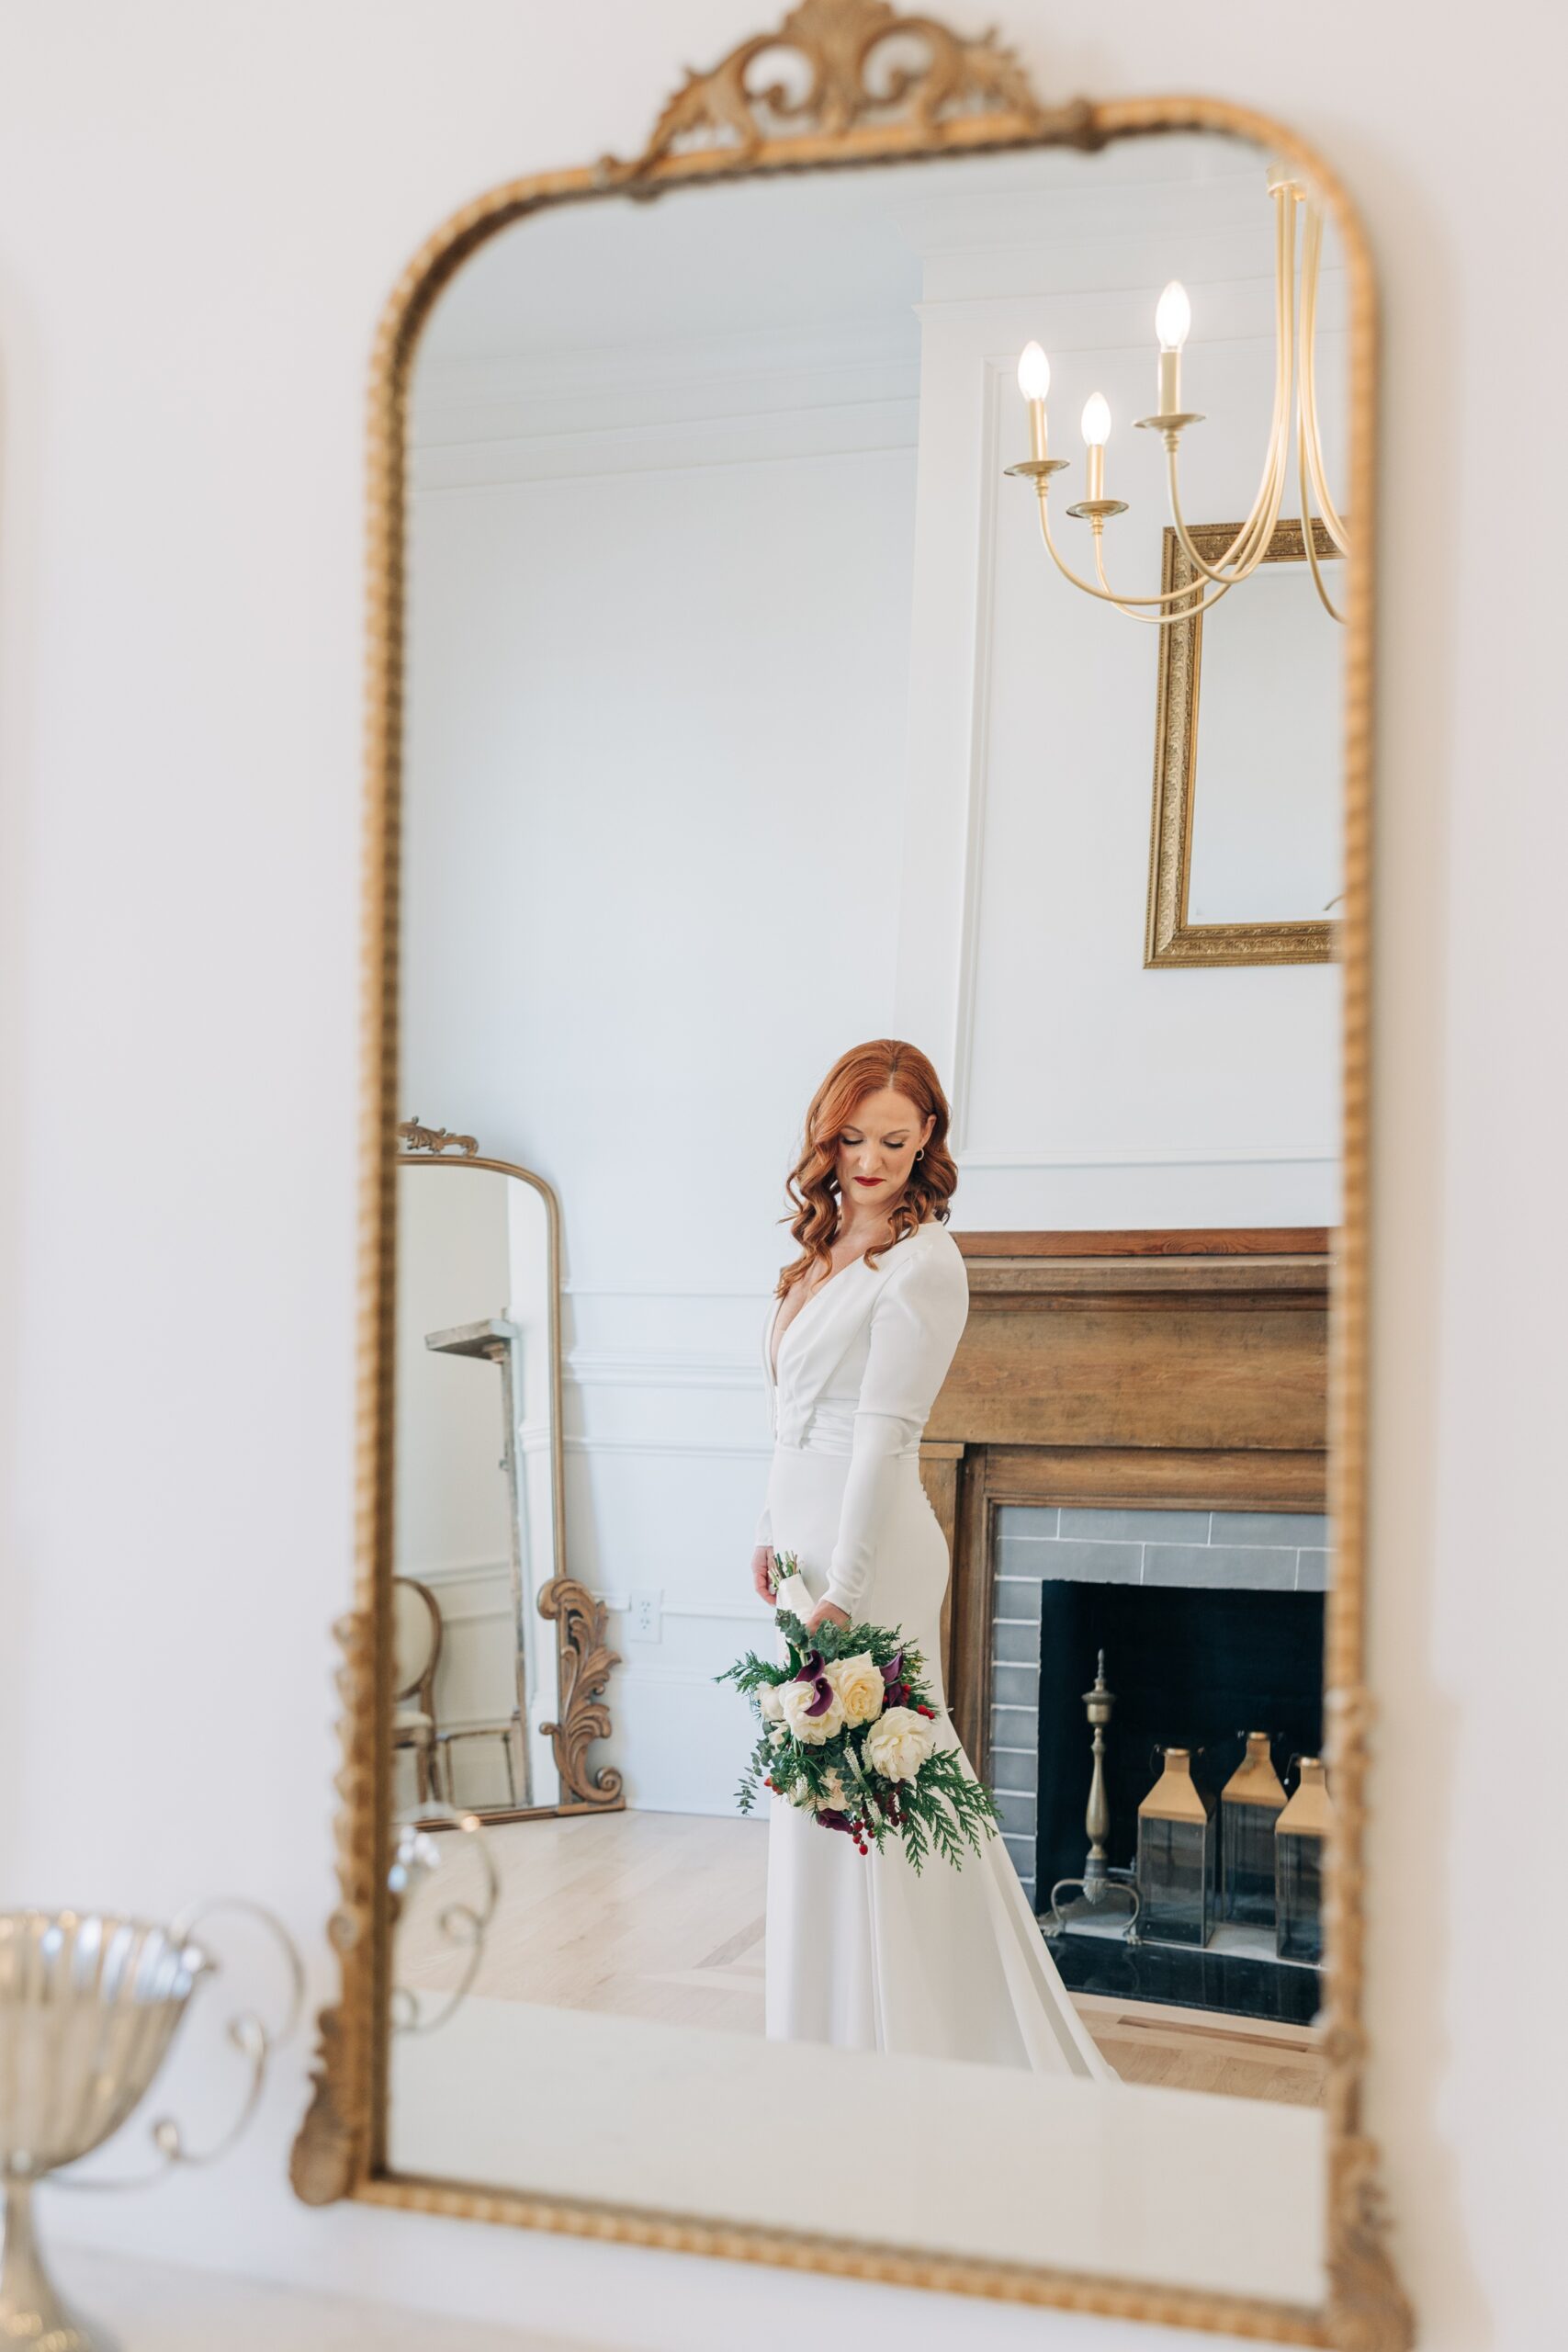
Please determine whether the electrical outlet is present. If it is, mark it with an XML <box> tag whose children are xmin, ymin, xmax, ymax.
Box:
<box><xmin>628</xmin><ymin>1588</ymin><xmax>661</xmax><ymax>1643</ymax></box>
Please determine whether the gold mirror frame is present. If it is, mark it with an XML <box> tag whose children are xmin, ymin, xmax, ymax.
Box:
<box><xmin>1146</xmin><ymin>519</ymin><xmax>1345</xmax><ymax>968</ymax></box>
<box><xmin>392</xmin><ymin>1120</ymin><xmax>624</xmax><ymax>1824</ymax></box>
<box><xmin>291</xmin><ymin>6</ymin><xmax>1406</xmax><ymax>2343</ymax></box>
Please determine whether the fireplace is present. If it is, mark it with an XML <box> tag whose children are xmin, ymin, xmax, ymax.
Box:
<box><xmin>990</xmin><ymin>1504</ymin><xmax>1329</xmax><ymax>2023</ymax></box>
<box><xmin>921</xmin><ymin>1230</ymin><xmax>1333</xmax><ymax>2028</ymax></box>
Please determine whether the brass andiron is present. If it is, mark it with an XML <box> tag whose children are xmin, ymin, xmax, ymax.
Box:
<box><xmin>1043</xmin><ymin>1652</ymin><xmax>1140</xmax><ymax>1937</ymax></box>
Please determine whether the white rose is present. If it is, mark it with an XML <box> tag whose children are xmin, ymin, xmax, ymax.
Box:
<box><xmin>828</xmin><ymin>1653</ymin><xmax>885</xmax><ymax>1727</ymax></box>
<box><xmin>758</xmin><ymin>1682</ymin><xmax>785</xmax><ymax>1723</ymax></box>
<box><xmin>779</xmin><ymin>1674</ymin><xmax>845</xmax><ymax>1746</ymax></box>
<box><xmin>863</xmin><ymin>1705</ymin><xmax>938</xmax><ymax>1783</ymax></box>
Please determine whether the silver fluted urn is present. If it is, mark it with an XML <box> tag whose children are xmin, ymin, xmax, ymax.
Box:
<box><xmin>0</xmin><ymin>1910</ymin><xmax>209</xmax><ymax>2352</ymax></box>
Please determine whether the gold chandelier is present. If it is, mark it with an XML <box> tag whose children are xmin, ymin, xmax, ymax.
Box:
<box><xmin>1007</xmin><ymin>166</ymin><xmax>1347</xmax><ymax>626</ymax></box>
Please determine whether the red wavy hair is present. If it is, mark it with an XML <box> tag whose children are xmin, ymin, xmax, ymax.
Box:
<box><xmin>774</xmin><ymin>1040</ymin><xmax>956</xmax><ymax>1298</ymax></box>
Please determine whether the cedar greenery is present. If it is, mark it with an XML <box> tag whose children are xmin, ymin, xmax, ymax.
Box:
<box><xmin>718</xmin><ymin>1562</ymin><xmax>1000</xmax><ymax>1873</ymax></box>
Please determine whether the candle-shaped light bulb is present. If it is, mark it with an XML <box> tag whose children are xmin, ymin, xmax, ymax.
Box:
<box><xmin>1156</xmin><ymin>281</ymin><xmax>1191</xmax><ymax>351</ymax></box>
<box><xmin>1017</xmin><ymin>340</ymin><xmax>1051</xmax><ymax>460</ymax></box>
<box><xmin>1156</xmin><ymin>281</ymin><xmax>1190</xmax><ymax>415</ymax></box>
<box><xmin>1017</xmin><ymin>341</ymin><xmax>1051</xmax><ymax>401</ymax></box>
<box><xmin>1080</xmin><ymin>391</ymin><xmax>1111</xmax><ymax>501</ymax></box>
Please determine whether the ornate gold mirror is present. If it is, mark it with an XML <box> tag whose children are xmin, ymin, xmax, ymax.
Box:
<box><xmin>293</xmin><ymin>6</ymin><xmax>1406</xmax><ymax>2343</ymax></box>
<box><xmin>390</xmin><ymin>1121</ymin><xmax>621</xmax><ymax>1824</ymax></box>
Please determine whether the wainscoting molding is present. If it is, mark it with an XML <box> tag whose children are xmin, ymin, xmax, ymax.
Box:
<box><xmin>957</xmin><ymin>1146</ymin><xmax>1337</xmax><ymax>1170</ymax></box>
<box><xmin>595</xmin><ymin>1593</ymin><xmax>773</xmax><ymax>1627</ymax></box>
<box><xmin>898</xmin><ymin>266</ymin><xmax>1342</xmax><ymax>1199</ymax></box>
<box><xmin>415</xmin><ymin>1555</ymin><xmax>512</xmax><ymax>1627</ymax></box>
<box><xmin>564</xmin><ymin>1435</ymin><xmax>772</xmax><ymax>1460</ymax></box>
<box><xmin>565</xmin><ymin>1351</ymin><xmax>761</xmax><ymax>1391</ymax></box>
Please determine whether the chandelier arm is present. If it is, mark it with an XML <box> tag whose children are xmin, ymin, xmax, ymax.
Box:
<box><xmin>1036</xmin><ymin>499</ymin><xmax>1228</xmax><ymax>619</ymax></box>
<box><xmin>1161</xmin><ymin>187</ymin><xmax>1296</xmax><ymax>585</ymax></box>
<box><xmin>1298</xmin><ymin>202</ymin><xmax>1350</xmax><ymax>556</ymax></box>
<box><xmin>1085</xmin><ymin>494</ymin><xmax>1247</xmax><ymax>605</ymax></box>
<box><xmin>1166</xmin><ymin>435</ymin><xmax>1289</xmax><ymax>591</ymax></box>
<box><xmin>1298</xmin><ymin>417</ymin><xmax>1347</xmax><ymax>624</ymax></box>
<box><xmin>1092</xmin><ymin>530</ymin><xmax>1237</xmax><ymax>628</ymax></box>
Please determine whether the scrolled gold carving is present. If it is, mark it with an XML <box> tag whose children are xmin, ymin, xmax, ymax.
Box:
<box><xmin>289</xmin><ymin>2004</ymin><xmax>360</xmax><ymax>2207</ymax></box>
<box><xmin>398</xmin><ymin>1116</ymin><xmax>479</xmax><ymax>1157</ymax></box>
<box><xmin>538</xmin><ymin>1577</ymin><xmax>625</xmax><ymax>1808</ymax></box>
<box><xmin>1316</xmin><ymin>1684</ymin><xmax>1414</xmax><ymax>2350</ymax></box>
<box><xmin>604</xmin><ymin>0</ymin><xmax>1089</xmax><ymax>183</ymax></box>
<box><xmin>1325</xmin><ymin>2136</ymin><xmax>1415</xmax><ymax>2351</ymax></box>
<box><xmin>289</xmin><ymin>1611</ymin><xmax>378</xmax><ymax>2206</ymax></box>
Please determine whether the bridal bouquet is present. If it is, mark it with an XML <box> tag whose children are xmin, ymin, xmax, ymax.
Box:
<box><xmin>719</xmin><ymin>1553</ymin><xmax>1000</xmax><ymax>1872</ymax></box>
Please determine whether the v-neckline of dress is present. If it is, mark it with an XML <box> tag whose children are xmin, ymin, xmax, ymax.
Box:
<box><xmin>766</xmin><ymin>1226</ymin><xmax>919</xmax><ymax>1389</ymax></box>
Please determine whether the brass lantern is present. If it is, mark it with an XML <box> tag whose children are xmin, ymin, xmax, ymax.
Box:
<box><xmin>1220</xmin><ymin>1731</ymin><xmax>1287</xmax><ymax>1928</ymax></box>
<box><xmin>1135</xmin><ymin>1747</ymin><xmax>1215</xmax><ymax>1947</ymax></box>
<box><xmin>1275</xmin><ymin>1757</ymin><xmax>1332</xmax><ymax>1963</ymax></box>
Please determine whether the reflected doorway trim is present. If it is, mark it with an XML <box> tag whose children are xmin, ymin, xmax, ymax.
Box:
<box><xmin>290</xmin><ymin>5</ymin><xmax>1404</xmax><ymax>2346</ymax></box>
<box><xmin>1146</xmin><ymin>518</ymin><xmax>1345</xmax><ymax>968</ymax></box>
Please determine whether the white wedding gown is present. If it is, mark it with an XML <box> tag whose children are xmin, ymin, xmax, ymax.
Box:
<box><xmin>757</xmin><ymin>1219</ymin><xmax>1111</xmax><ymax>2078</ymax></box>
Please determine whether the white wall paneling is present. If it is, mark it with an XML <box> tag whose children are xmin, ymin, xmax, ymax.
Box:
<box><xmin>893</xmin><ymin>184</ymin><xmax>1346</xmax><ymax>1228</ymax></box>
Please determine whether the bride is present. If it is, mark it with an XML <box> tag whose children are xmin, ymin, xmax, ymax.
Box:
<box><xmin>751</xmin><ymin>1039</ymin><xmax>1111</xmax><ymax>2079</ymax></box>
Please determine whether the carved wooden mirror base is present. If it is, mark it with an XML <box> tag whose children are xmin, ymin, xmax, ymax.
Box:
<box><xmin>291</xmin><ymin>6</ymin><xmax>1406</xmax><ymax>2345</ymax></box>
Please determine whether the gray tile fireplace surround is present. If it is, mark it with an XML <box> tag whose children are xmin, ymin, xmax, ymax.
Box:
<box><xmin>990</xmin><ymin>1504</ymin><xmax>1333</xmax><ymax>1907</ymax></box>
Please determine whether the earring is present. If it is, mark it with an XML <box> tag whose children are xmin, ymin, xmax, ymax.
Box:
<box><xmin>915</xmin><ymin>1147</ymin><xmax>924</xmax><ymax>1160</ymax></box>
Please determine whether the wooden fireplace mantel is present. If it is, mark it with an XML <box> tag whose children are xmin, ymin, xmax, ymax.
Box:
<box><xmin>919</xmin><ymin>1228</ymin><xmax>1332</xmax><ymax>1769</ymax></box>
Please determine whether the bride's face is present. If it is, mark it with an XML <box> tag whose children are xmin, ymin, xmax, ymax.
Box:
<box><xmin>834</xmin><ymin>1087</ymin><xmax>935</xmax><ymax>1215</ymax></box>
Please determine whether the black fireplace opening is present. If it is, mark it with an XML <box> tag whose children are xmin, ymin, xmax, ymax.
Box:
<box><xmin>1035</xmin><ymin>1580</ymin><xmax>1325</xmax><ymax>2023</ymax></box>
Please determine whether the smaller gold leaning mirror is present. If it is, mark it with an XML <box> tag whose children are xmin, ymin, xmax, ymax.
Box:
<box><xmin>393</xmin><ymin>1118</ymin><xmax>622</xmax><ymax>1823</ymax></box>
<box><xmin>1146</xmin><ymin>518</ymin><xmax>1345</xmax><ymax>967</ymax></box>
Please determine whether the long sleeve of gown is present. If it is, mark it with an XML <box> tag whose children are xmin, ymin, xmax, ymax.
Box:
<box><xmin>822</xmin><ymin>1238</ymin><xmax>969</xmax><ymax>1617</ymax></box>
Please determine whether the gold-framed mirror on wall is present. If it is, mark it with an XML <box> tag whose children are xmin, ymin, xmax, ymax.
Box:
<box><xmin>292</xmin><ymin>5</ymin><xmax>1408</xmax><ymax>2343</ymax></box>
<box><xmin>1146</xmin><ymin>519</ymin><xmax>1346</xmax><ymax>968</ymax></box>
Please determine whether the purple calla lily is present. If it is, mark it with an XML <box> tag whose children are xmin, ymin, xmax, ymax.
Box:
<box><xmin>815</xmin><ymin>1809</ymin><xmax>854</xmax><ymax>1836</ymax></box>
<box><xmin>805</xmin><ymin>1675</ymin><xmax>836</xmax><ymax>1717</ymax></box>
<box><xmin>794</xmin><ymin>1649</ymin><xmax>824</xmax><ymax>1682</ymax></box>
<box><xmin>881</xmin><ymin>1651</ymin><xmax>905</xmax><ymax>1684</ymax></box>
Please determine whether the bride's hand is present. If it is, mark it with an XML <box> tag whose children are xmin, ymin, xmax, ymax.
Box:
<box><xmin>750</xmin><ymin>1545</ymin><xmax>776</xmax><ymax>1604</ymax></box>
<box><xmin>805</xmin><ymin>1599</ymin><xmax>851</xmax><ymax>1634</ymax></box>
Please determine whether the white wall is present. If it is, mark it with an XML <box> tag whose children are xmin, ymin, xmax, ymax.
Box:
<box><xmin>0</xmin><ymin>5</ymin><xmax>1562</xmax><ymax>2350</ymax></box>
<box><xmin>406</xmin><ymin>264</ymin><xmax>920</xmax><ymax>1811</ymax></box>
